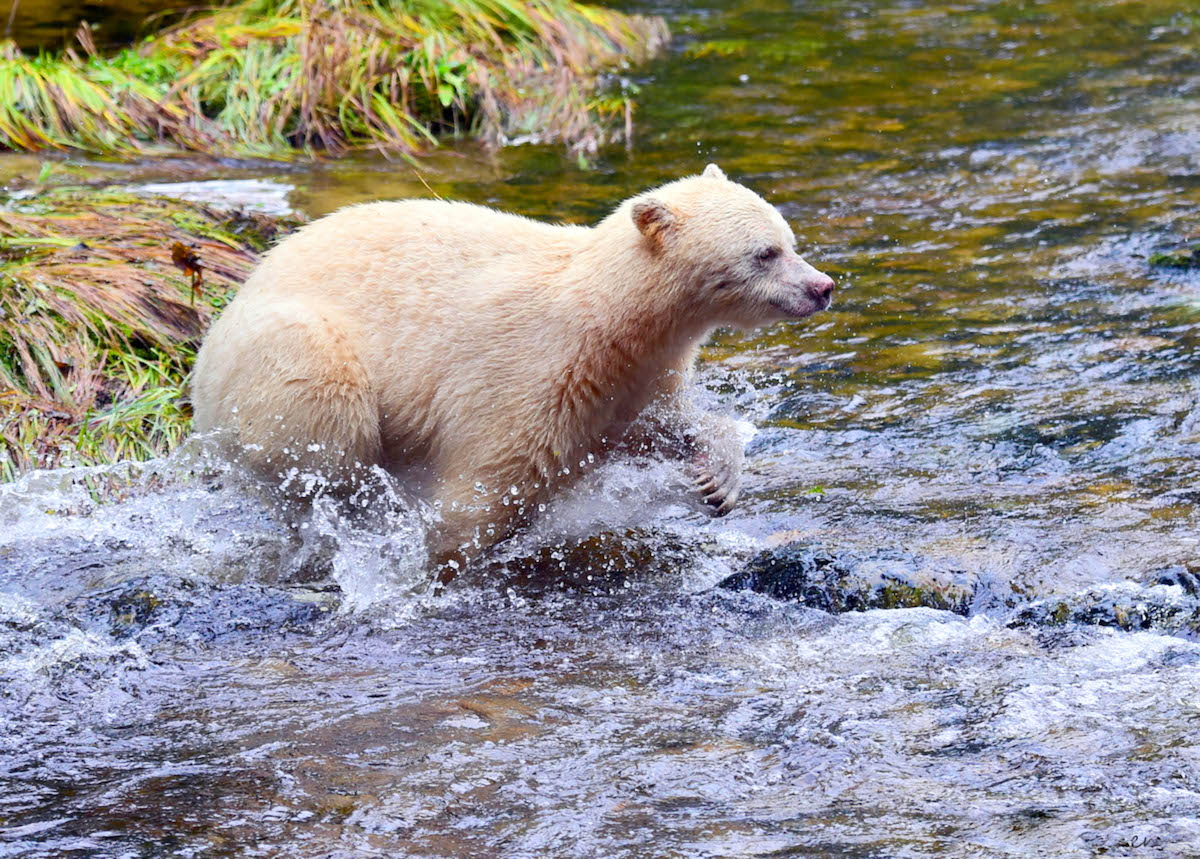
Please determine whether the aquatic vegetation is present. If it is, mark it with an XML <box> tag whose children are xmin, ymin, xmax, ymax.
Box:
<box><xmin>0</xmin><ymin>188</ymin><xmax>299</xmax><ymax>479</ymax></box>
<box><xmin>1149</xmin><ymin>243</ymin><xmax>1199</xmax><ymax>268</ymax></box>
<box><xmin>0</xmin><ymin>0</ymin><xmax>667</xmax><ymax>158</ymax></box>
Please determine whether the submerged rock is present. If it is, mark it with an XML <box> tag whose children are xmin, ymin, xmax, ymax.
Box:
<box><xmin>1010</xmin><ymin>571</ymin><xmax>1200</xmax><ymax>637</ymax></box>
<box><xmin>484</xmin><ymin>528</ymin><xmax>689</xmax><ymax>595</ymax></box>
<box><xmin>72</xmin><ymin>577</ymin><xmax>330</xmax><ymax>643</ymax></box>
<box><xmin>718</xmin><ymin>542</ymin><xmax>977</xmax><ymax>615</ymax></box>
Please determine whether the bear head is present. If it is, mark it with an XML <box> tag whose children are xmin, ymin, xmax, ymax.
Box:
<box><xmin>629</xmin><ymin>163</ymin><xmax>835</xmax><ymax>330</ymax></box>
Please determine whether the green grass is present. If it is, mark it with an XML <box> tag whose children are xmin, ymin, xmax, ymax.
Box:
<box><xmin>0</xmin><ymin>187</ymin><xmax>300</xmax><ymax>480</ymax></box>
<box><xmin>0</xmin><ymin>0</ymin><xmax>667</xmax><ymax>158</ymax></box>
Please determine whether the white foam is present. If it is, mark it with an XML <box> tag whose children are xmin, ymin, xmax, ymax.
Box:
<box><xmin>127</xmin><ymin>178</ymin><xmax>294</xmax><ymax>215</ymax></box>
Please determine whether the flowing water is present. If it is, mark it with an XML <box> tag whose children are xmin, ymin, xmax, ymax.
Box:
<box><xmin>4</xmin><ymin>0</ymin><xmax>1200</xmax><ymax>855</ymax></box>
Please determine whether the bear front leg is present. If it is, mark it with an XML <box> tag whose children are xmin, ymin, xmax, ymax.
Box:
<box><xmin>427</xmin><ymin>476</ymin><xmax>523</xmax><ymax>584</ymax></box>
<box><xmin>625</xmin><ymin>393</ymin><xmax>746</xmax><ymax>517</ymax></box>
<box><xmin>689</xmin><ymin>413</ymin><xmax>744</xmax><ymax>517</ymax></box>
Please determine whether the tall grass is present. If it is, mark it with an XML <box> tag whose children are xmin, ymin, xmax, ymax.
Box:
<box><xmin>0</xmin><ymin>0</ymin><xmax>667</xmax><ymax>157</ymax></box>
<box><xmin>0</xmin><ymin>188</ymin><xmax>299</xmax><ymax>479</ymax></box>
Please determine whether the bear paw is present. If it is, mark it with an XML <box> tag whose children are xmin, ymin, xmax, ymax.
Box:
<box><xmin>691</xmin><ymin>451</ymin><xmax>742</xmax><ymax>517</ymax></box>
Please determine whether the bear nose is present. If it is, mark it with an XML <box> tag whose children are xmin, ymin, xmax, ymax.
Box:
<box><xmin>807</xmin><ymin>275</ymin><xmax>835</xmax><ymax>302</ymax></box>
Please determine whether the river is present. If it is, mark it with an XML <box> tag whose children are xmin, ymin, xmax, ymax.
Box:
<box><xmin>3</xmin><ymin>0</ymin><xmax>1200</xmax><ymax>855</ymax></box>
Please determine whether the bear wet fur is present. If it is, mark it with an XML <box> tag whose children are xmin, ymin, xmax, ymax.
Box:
<box><xmin>191</xmin><ymin>165</ymin><xmax>834</xmax><ymax>571</ymax></box>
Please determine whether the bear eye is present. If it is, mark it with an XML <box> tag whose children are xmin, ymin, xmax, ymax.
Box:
<box><xmin>755</xmin><ymin>246</ymin><xmax>781</xmax><ymax>264</ymax></box>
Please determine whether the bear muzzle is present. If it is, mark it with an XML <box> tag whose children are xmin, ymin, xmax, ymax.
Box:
<box><xmin>769</xmin><ymin>264</ymin><xmax>835</xmax><ymax>318</ymax></box>
<box><xmin>805</xmin><ymin>273</ymin><xmax>835</xmax><ymax>310</ymax></box>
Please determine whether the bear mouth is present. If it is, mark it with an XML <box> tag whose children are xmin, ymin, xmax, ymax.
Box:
<box><xmin>770</xmin><ymin>293</ymin><xmax>828</xmax><ymax>318</ymax></box>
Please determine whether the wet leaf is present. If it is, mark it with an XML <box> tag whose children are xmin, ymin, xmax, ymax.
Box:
<box><xmin>171</xmin><ymin>241</ymin><xmax>203</xmax><ymax>304</ymax></box>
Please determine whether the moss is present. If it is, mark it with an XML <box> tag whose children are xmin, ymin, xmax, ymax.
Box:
<box><xmin>876</xmin><ymin>582</ymin><xmax>971</xmax><ymax>612</ymax></box>
<box><xmin>1148</xmin><ymin>245</ymin><xmax>1198</xmax><ymax>268</ymax></box>
<box><xmin>110</xmin><ymin>589</ymin><xmax>164</xmax><ymax>634</ymax></box>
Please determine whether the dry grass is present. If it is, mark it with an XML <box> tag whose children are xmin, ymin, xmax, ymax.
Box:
<box><xmin>0</xmin><ymin>40</ymin><xmax>216</xmax><ymax>156</ymax></box>
<box><xmin>0</xmin><ymin>187</ymin><xmax>299</xmax><ymax>479</ymax></box>
<box><xmin>0</xmin><ymin>0</ymin><xmax>668</xmax><ymax>158</ymax></box>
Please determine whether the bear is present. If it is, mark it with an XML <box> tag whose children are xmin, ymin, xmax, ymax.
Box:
<box><xmin>190</xmin><ymin>164</ymin><xmax>834</xmax><ymax>575</ymax></box>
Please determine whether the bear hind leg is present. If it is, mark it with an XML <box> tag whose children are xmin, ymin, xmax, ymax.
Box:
<box><xmin>201</xmin><ymin>301</ymin><xmax>383</xmax><ymax>495</ymax></box>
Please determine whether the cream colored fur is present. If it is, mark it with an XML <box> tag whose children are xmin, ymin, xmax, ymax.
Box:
<box><xmin>191</xmin><ymin>165</ymin><xmax>834</xmax><ymax>568</ymax></box>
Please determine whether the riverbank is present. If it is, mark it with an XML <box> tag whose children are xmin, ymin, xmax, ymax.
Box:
<box><xmin>0</xmin><ymin>0</ymin><xmax>667</xmax><ymax>158</ymax></box>
<box><xmin>0</xmin><ymin>185</ymin><xmax>300</xmax><ymax>479</ymax></box>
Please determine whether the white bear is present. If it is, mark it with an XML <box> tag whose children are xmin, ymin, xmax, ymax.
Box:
<box><xmin>191</xmin><ymin>165</ymin><xmax>834</xmax><ymax>572</ymax></box>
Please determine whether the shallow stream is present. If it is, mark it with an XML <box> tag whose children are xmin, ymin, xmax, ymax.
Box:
<box><xmin>4</xmin><ymin>0</ymin><xmax>1200</xmax><ymax>855</ymax></box>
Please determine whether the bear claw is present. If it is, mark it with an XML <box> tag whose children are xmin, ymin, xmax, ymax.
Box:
<box><xmin>693</xmin><ymin>469</ymin><xmax>740</xmax><ymax>517</ymax></box>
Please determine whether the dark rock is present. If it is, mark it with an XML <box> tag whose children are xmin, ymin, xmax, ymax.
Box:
<box><xmin>1009</xmin><ymin>579</ymin><xmax>1200</xmax><ymax>637</ymax></box>
<box><xmin>1151</xmin><ymin>565</ymin><xmax>1200</xmax><ymax>596</ymax></box>
<box><xmin>482</xmin><ymin>528</ymin><xmax>688</xmax><ymax>595</ymax></box>
<box><xmin>718</xmin><ymin>542</ymin><xmax>977</xmax><ymax>615</ymax></box>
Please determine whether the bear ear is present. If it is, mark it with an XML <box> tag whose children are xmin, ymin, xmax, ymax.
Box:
<box><xmin>631</xmin><ymin>198</ymin><xmax>677</xmax><ymax>248</ymax></box>
<box><xmin>702</xmin><ymin>163</ymin><xmax>726</xmax><ymax>180</ymax></box>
